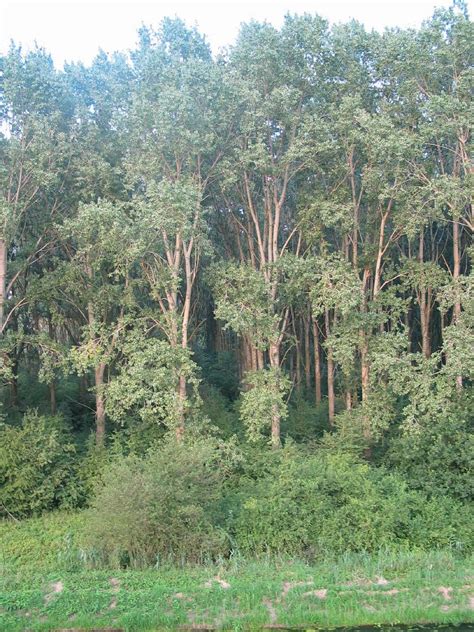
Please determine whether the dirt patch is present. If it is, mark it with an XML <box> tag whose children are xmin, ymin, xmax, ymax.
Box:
<box><xmin>303</xmin><ymin>589</ymin><xmax>327</xmax><ymax>599</ymax></box>
<box><xmin>438</xmin><ymin>586</ymin><xmax>453</xmax><ymax>601</ymax></box>
<box><xmin>468</xmin><ymin>595</ymin><xmax>474</xmax><ymax>610</ymax></box>
<box><xmin>375</xmin><ymin>576</ymin><xmax>389</xmax><ymax>585</ymax></box>
<box><xmin>281</xmin><ymin>580</ymin><xmax>314</xmax><ymax>599</ymax></box>
<box><xmin>262</xmin><ymin>597</ymin><xmax>278</xmax><ymax>624</ymax></box>
<box><xmin>172</xmin><ymin>592</ymin><xmax>193</xmax><ymax>604</ymax></box>
<box><xmin>109</xmin><ymin>577</ymin><xmax>120</xmax><ymax>592</ymax></box>
<box><xmin>342</xmin><ymin>578</ymin><xmax>372</xmax><ymax>588</ymax></box>
<box><xmin>108</xmin><ymin>577</ymin><xmax>121</xmax><ymax>610</ymax></box>
<box><xmin>203</xmin><ymin>576</ymin><xmax>230</xmax><ymax>589</ymax></box>
<box><xmin>366</xmin><ymin>587</ymin><xmax>407</xmax><ymax>596</ymax></box>
<box><xmin>44</xmin><ymin>580</ymin><xmax>64</xmax><ymax>605</ymax></box>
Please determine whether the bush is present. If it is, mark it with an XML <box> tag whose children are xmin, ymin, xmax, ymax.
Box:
<box><xmin>283</xmin><ymin>396</ymin><xmax>329</xmax><ymax>442</ymax></box>
<box><xmin>384</xmin><ymin>409</ymin><xmax>474</xmax><ymax>501</ymax></box>
<box><xmin>0</xmin><ymin>511</ymin><xmax>86</xmax><ymax>571</ymax></box>
<box><xmin>233</xmin><ymin>449</ymin><xmax>473</xmax><ymax>558</ymax></box>
<box><xmin>0</xmin><ymin>411</ymin><xmax>83</xmax><ymax>517</ymax></box>
<box><xmin>83</xmin><ymin>438</ymin><xmax>232</xmax><ymax>567</ymax></box>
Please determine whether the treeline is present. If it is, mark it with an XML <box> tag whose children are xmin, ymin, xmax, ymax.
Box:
<box><xmin>0</xmin><ymin>5</ymin><xmax>472</xmax><ymax>524</ymax></box>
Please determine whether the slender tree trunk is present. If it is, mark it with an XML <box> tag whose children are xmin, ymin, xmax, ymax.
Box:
<box><xmin>79</xmin><ymin>374</ymin><xmax>88</xmax><ymax>402</ymax></box>
<box><xmin>312</xmin><ymin>317</ymin><xmax>322</xmax><ymax>404</ymax></box>
<box><xmin>9</xmin><ymin>359</ymin><xmax>18</xmax><ymax>407</ymax></box>
<box><xmin>94</xmin><ymin>362</ymin><xmax>106</xmax><ymax>445</ymax></box>
<box><xmin>50</xmin><ymin>381</ymin><xmax>57</xmax><ymax>415</ymax></box>
<box><xmin>452</xmin><ymin>218</ymin><xmax>463</xmax><ymax>389</ymax></box>
<box><xmin>418</xmin><ymin>233</ymin><xmax>432</xmax><ymax>359</ymax></box>
<box><xmin>345</xmin><ymin>389</ymin><xmax>352</xmax><ymax>410</ymax></box>
<box><xmin>85</xmin><ymin>261</ymin><xmax>107</xmax><ymax>445</ymax></box>
<box><xmin>360</xmin><ymin>269</ymin><xmax>371</xmax><ymax>404</ymax></box>
<box><xmin>304</xmin><ymin>312</ymin><xmax>311</xmax><ymax>392</ymax></box>
<box><xmin>373</xmin><ymin>210</ymin><xmax>389</xmax><ymax>298</ymax></box>
<box><xmin>294</xmin><ymin>315</ymin><xmax>302</xmax><ymax>393</ymax></box>
<box><xmin>269</xmin><ymin>341</ymin><xmax>281</xmax><ymax>448</ymax></box>
<box><xmin>325</xmin><ymin>310</ymin><xmax>335</xmax><ymax>425</ymax></box>
<box><xmin>177</xmin><ymin>375</ymin><xmax>186</xmax><ymax>441</ymax></box>
<box><xmin>420</xmin><ymin>293</ymin><xmax>432</xmax><ymax>359</ymax></box>
<box><xmin>0</xmin><ymin>238</ymin><xmax>6</xmax><ymax>332</ymax></box>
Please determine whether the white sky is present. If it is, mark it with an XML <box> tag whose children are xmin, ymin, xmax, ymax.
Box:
<box><xmin>0</xmin><ymin>0</ymin><xmax>471</xmax><ymax>67</ymax></box>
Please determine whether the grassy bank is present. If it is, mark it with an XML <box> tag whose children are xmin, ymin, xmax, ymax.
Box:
<box><xmin>1</xmin><ymin>513</ymin><xmax>473</xmax><ymax>631</ymax></box>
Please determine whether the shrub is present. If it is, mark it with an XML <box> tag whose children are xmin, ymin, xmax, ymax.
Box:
<box><xmin>384</xmin><ymin>409</ymin><xmax>474</xmax><ymax>501</ymax></box>
<box><xmin>83</xmin><ymin>438</ymin><xmax>231</xmax><ymax>567</ymax></box>
<box><xmin>233</xmin><ymin>449</ymin><xmax>473</xmax><ymax>558</ymax></box>
<box><xmin>283</xmin><ymin>397</ymin><xmax>329</xmax><ymax>442</ymax></box>
<box><xmin>0</xmin><ymin>511</ymin><xmax>86</xmax><ymax>571</ymax></box>
<box><xmin>0</xmin><ymin>411</ymin><xmax>83</xmax><ymax>517</ymax></box>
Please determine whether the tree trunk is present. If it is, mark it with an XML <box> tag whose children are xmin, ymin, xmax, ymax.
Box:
<box><xmin>345</xmin><ymin>390</ymin><xmax>352</xmax><ymax>410</ymax></box>
<box><xmin>452</xmin><ymin>218</ymin><xmax>463</xmax><ymax>390</ymax></box>
<box><xmin>94</xmin><ymin>362</ymin><xmax>106</xmax><ymax>445</ymax></box>
<box><xmin>294</xmin><ymin>324</ymin><xmax>302</xmax><ymax>393</ymax></box>
<box><xmin>304</xmin><ymin>312</ymin><xmax>311</xmax><ymax>392</ymax></box>
<box><xmin>0</xmin><ymin>238</ymin><xmax>6</xmax><ymax>332</ymax></box>
<box><xmin>50</xmin><ymin>381</ymin><xmax>57</xmax><ymax>415</ymax></box>
<box><xmin>325</xmin><ymin>310</ymin><xmax>335</xmax><ymax>425</ymax></box>
<box><xmin>177</xmin><ymin>374</ymin><xmax>186</xmax><ymax>441</ymax></box>
<box><xmin>419</xmin><ymin>233</ymin><xmax>432</xmax><ymax>359</ymax></box>
<box><xmin>312</xmin><ymin>317</ymin><xmax>322</xmax><ymax>404</ymax></box>
<box><xmin>269</xmin><ymin>341</ymin><xmax>281</xmax><ymax>448</ymax></box>
<box><xmin>420</xmin><ymin>293</ymin><xmax>432</xmax><ymax>359</ymax></box>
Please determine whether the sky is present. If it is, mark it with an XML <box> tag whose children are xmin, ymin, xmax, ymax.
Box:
<box><xmin>0</xmin><ymin>0</ymin><xmax>472</xmax><ymax>67</ymax></box>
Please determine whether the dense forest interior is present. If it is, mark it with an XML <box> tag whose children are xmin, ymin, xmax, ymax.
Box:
<box><xmin>0</xmin><ymin>3</ymin><xmax>472</xmax><ymax>565</ymax></box>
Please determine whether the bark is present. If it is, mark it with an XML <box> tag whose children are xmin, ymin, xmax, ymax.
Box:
<box><xmin>452</xmin><ymin>218</ymin><xmax>463</xmax><ymax>390</ymax></box>
<box><xmin>176</xmin><ymin>375</ymin><xmax>186</xmax><ymax>442</ymax></box>
<box><xmin>345</xmin><ymin>390</ymin><xmax>352</xmax><ymax>411</ymax></box>
<box><xmin>50</xmin><ymin>381</ymin><xmax>57</xmax><ymax>415</ymax></box>
<box><xmin>94</xmin><ymin>362</ymin><xmax>106</xmax><ymax>445</ymax></box>
<box><xmin>86</xmin><ymin>261</ymin><xmax>107</xmax><ymax>445</ymax></box>
<box><xmin>269</xmin><ymin>341</ymin><xmax>281</xmax><ymax>448</ymax></box>
<box><xmin>0</xmin><ymin>238</ymin><xmax>6</xmax><ymax>331</ymax></box>
<box><xmin>312</xmin><ymin>317</ymin><xmax>322</xmax><ymax>404</ymax></box>
<box><xmin>304</xmin><ymin>312</ymin><xmax>311</xmax><ymax>392</ymax></box>
<box><xmin>325</xmin><ymin>310</ymin><xmax>335</xmax><ymax>425</ymax></box>
<box><xmin>360</xmin><ymin>268</ymin><xmax>371</xmax><ymax>404</ymax></box>
<box><xmin>373</xmin><ymin>210</ymin><xmax>389</xmax><ymax>298</ymax></box>
<box><xmin>419</xmin><ymin>233</ymin><xmax>432</xmax><ymax>359</ymax></box>
<box><xmin>293</xmin><ymin>314</ymin><xmax>302</xmax><ymax>393</ymax></box>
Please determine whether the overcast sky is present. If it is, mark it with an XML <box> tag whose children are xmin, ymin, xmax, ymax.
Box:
<box><xmin>1</xmin><ymin>0</ymin><xmax>471</xmax><ymax>67</ymax></box>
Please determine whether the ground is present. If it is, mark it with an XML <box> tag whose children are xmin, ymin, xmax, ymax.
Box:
<box><xmin>0</xmin><ymin>513</ymin><xmax>473</xmax><ymax>630</ymax></box>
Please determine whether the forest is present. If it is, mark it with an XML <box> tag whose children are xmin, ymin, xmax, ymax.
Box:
<box><xmin>0</xmin><ymin>4</ymin><xmax>473</xmax><ymax>615</ymax></box>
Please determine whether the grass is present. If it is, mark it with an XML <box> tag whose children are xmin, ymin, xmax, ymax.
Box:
<box><xmin>0</xmin><ymin>512</ymin><xmax>473</xmax><ymax>631</ymax></box>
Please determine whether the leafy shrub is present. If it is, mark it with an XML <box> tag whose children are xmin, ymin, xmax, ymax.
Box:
<box><xmin>0</xmin><ymin>511</ymin><xmax>86</xmax><ymax>571</ymax></box>
<box><xmin>84</xmin><ymin>438</ymin><xmax>232</xmax><ymax>567</ymax></box>
<box><xmin>384</xmin><ymin>405</ymin><xmax>474</xmax><ymax>501</ymax></box>
<box><xmin>283</xmin><ymin>397</ymin><xmax>329</xmax><ymax>442</ymax></box>
<box><xmin>200</xmin><ymin>386</ymin><xmax>240</xmax><ymax>438</ymax></box>
<box><xmin>0</xmin><ymin>411</ymin><xmax>83</xmax><ymax>517</ymax></box>
<box><xmin>233</xmin><ymin>449</ymin><xmax>473</xmax><ymax>558</ymax></box>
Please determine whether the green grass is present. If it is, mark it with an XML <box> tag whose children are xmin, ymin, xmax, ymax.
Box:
<box><xmin>0</xmin><ymin>512</ymin><xmax>473</xmax><ymax>631</ymax></box>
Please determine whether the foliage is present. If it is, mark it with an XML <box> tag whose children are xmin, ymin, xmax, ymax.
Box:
<box><xmin>0</xmin><ymin>411</ymin><xmax>83</xmax><ymax>517</ymax></box>
<box><xmin>385</xmin><ymin>394</ymin><xmax>474</xmax><ymax>501</ymax></box>
<box><xmin>83</xmin><ymin>438</ymin><xmax>234</xmax><ymax>566</ymax></box>
<box><xmin>105</xmin><ymin>330</ymin><xmax>203</xmax><ymax>433</ymax></box>
<box><xmin>239</xmin><ymin>368</ymin><xmax>291</xmax><ymax>443</ymax></box>
<box><xmin>0</xmin><ymin>7</ymin><xmax>473</xmax><ymax>581</ymax></box>
<box><xmin>233</xmin><ymin>449</ymin><xmax>473</xmax><ymax>557</ymax></box>
<box><xmin>0</xmin><ymin>511</ymin><xmax>86</xmax><ymax>571</ymax></box>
